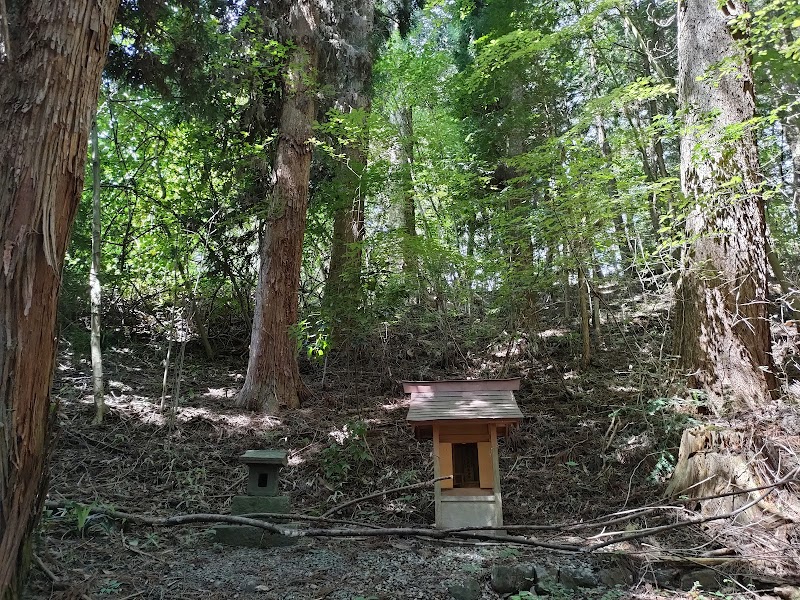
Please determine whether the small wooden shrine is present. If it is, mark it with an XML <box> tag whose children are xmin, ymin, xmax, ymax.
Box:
<box><xmin>404</xmin><ymin>379</ymin><xmax>522</xmax><ymax>531</ymax></box>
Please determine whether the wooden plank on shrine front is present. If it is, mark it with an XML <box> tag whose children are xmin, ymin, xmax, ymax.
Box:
<box><xmin>478</xmin><ymin>441</ymin><xmax>494</xmax><ymax>489</ymax></box>
<box><xmin>438</xmin><ymin>442</ymin><xmax>454</xmax><ymax>490</ymax></box>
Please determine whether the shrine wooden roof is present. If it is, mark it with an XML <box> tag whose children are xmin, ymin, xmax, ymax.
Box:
<box><xmin>404</xmin><ymin>379</ymin><xmax>523</xmax><ymax>424</ymax></box>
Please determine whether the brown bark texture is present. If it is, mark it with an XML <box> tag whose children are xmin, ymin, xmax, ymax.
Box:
<box><xmin>238</xmin><ymin>0</ymin><xmax>320</xmax><ymax>412</ymax></box>
<box><xmin>673</xmin><ymin>0</ymin><xmax>777</xmax><ymax>414</ymax></box>
<box><xmin>0</xmin><ymin>0</ymin><xmax>118</xmax><ymax>596</ymax></box>
<box><xmin>323</xmin><ymin>0</ymin><xmax>373</xmax><ymax>343</ymax></box>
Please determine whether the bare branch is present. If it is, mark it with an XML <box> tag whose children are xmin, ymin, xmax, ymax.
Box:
<box><xmin>322</xmin><ymin>475</ymin><xmax>451</xmax><ymax>517</ymax></box>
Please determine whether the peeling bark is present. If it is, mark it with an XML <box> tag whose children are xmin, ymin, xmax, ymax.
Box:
<box><xmin>666</xmin><ymin>426</ymin><xmax>800</xmax><ymax>578</ymax></box>
<box><xmin>238</xmin><ymin>0</ymin><xmax>320</xmax><ymax>412</ymax></box>
<box><xmin>0</xmin><ymin>1</ymin><xmax>118</xmax><ymax>596</ymax></box>
<box><xmin>673</xmin><ymin>0</ymin><xmax>777</xmax><ymax>413</ymax></box>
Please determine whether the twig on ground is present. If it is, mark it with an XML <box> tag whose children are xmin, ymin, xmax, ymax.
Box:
<box><xmin>33</xmin><ymin>553</ymin><xmax>93</xmax><ymax>600</ymax></box>
<box><xmin>321</xmin><ymin>475</ymin><xmax>451</xmax><ymax>518</ymax></box>
<box><xmin>239</xmin><ymin>512</ymin><xmax>381</xmax><ymax>529</ymax></box>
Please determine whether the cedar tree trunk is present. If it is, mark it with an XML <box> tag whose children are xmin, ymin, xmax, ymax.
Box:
<box><xmin>325</xmin><ymin>140</ymin><xmax>367</xmax><ymax>343</ymax></box>
<box><xmin>0</xmin><ymin>0</ymin><xmax>118</xmax><ymax>596</ymax></box>
<box><xmin>238</xmin><ymin>0</ymin><xmax>319</xmax><ymax>412</ymax></box>
<box><xmin>323</xmin><ymin>0</ymin><xmax>373</xmax><ymax>345</ymax></box>
<box><xmin>673</xmin><ymin>0</ymin><xmax>777</xmax><ymax>414</ymax></box>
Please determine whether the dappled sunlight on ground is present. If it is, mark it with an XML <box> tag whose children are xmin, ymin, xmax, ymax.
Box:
<box><xmin>38</xmin><ymin>294</ymin><xmax>798</xmax><ymax>599</ymax></box>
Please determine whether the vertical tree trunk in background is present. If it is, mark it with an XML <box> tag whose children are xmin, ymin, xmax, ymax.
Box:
<box><xmin>784</xmin><ymin>119</ymin><xmax>800</xmax><ymax>235</ymax></box>
<box><xmin>465</xmin><ymin>218</ymin><xmax>476</xmax><ymax>317</ymax></box>
<box><xmin>779</xmin><ymin>26</ymin><xmax>800</xmax><ymax>236</ymax></box>
<box><xmin>397</xmin><ymin>105</ymin><xmax>418</xmax><ymax>291</ymax></box>
<box><xmin>591</xmin><ymin>262</ymin><xmax>602</xmax><ymax>339</ymax></box>
<box><xmin>673</xmin><ymin>0</ymin><xmax>776</xmax><ymax>413</ymax></box>
<box><xmin>578</xmin><ymin>266</ymin><xmax>591</xmax><ymax>368</ymax></box>
<box><xmin>0</xmin><ymin>1</ymin><xmax>118</xmax><ymax>595</ymax></box>
<box><xmin>497</xmin><ymin>95</ymin><xmax>537</xmax><ymax>332</ymax></box>
<box><xmin>238</xmin><ymin>0</ymin><xmax>319</xmax><ymax>412</ymax></box>
<box><xmin>506</xmin><ymin>190</ymin><xmax>537</xmax><ymax>331</ymax></box>
<box><xmin>323</xmin><ymin>0</ymin><xmax>373</xmax><ymax>346</ymax></box>
<box><xmin>0</xmin><ymin>0</ymin><xmax>10</xmax><ymax>62</ymax></box>
<box><xmin>766</xmin><ymin>241</ymin><xmax>800</xmax><ymax>319</ymax></box>
<box><xmin>594</xmin><ymin>112</ymin><xmax>633</xmax><ymax>268</ymax></box>
<box><xmin>90</xmin><ymin>120</ymin><xmax>105</xmax><ymax>425</ymax></box>
<box><xmin>588</xmin><ymin>45</ymin><xmax>632</xmax><ymax>269</ymax></box>
<box><xmin>326</xmin><ymin>145</ymin><xmax>367</xmax><ymax>335</ymax></box>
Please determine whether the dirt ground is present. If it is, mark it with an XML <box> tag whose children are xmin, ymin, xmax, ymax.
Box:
<box><xmin>27</xmin><ymin>298</ymin><xmax>800</xmax><ymax>599</ymax></box>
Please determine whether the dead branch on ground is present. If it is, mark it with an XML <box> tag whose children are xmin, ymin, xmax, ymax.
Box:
<box><xmin>322</xmin><ymin>475</ymin><xmax>451</xmax><ymax>517</ymax></box>
<box><xmin>45</xmin><ymin>468</ymin><xmax>799</xmax><ymax>559</ymax></box>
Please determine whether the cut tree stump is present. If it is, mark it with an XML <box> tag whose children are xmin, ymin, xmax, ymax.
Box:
<box><xmin>666</xmin><ymin>425</ymin><xmax>800</xmax><ymax>579</ymax></box>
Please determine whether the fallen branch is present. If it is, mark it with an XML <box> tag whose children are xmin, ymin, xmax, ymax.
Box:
<box><xmin>321</xmin><ymin>475</ymin><xmax>451</xmax><ymax>517</ymax></box>
<box><xmin>45</xmin><ymin>499</ymin><xmax>581</xmax><ymax>551</ymax></box>
<box><xmin>44</xmin><ymin>470</ymin><xmax>799</xmax><ymax>559</ymax></box>
<box><xmin>46</xmin><ymin>500</ymin><xmax>377</xmax><ymax>530</ymax></box>
<box><xmin>238</xmin><ymin>512</ymin><xmax>380</xmax><ymax>529</ymax></box>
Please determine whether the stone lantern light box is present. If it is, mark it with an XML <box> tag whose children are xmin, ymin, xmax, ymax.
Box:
<box><xmin>241</xmin><ymin>449</ymin><xmax>286</xmax><ymax>497</ymax></box>
<box><xmin>404</xmin><ymin>379</ymin><xmax>522</xmax><ymax>531</ymax></box>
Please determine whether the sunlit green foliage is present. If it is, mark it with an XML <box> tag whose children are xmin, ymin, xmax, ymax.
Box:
<box><xmin>63</xmin><ymin>0</ymin><xmax>800</xmax><ymax>357</ymax></box>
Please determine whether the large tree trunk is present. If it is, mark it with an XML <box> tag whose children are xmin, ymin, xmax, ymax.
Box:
<box><xmin>237</xmin><ymin>0</ymin><xmax>319</xmax><ymax>412</ymax></box>
<box><xmin>667</xmin><ymin>1</ymin><xmax>797</xmax><ymax>575</ymax></box>
<box><xmin>0</xmin><ymin>1</ymin><xmax>118</xmax><ymax>596</ymax></box>
<box><xmin>323</xmin><ymin>0</ymin><xmax>373</xmax><ymax>346</ymax></box>
<box><xmin>666</xmin><ymin>426</ymin><xmax>800</xmax><ymax>578</ymax></box>
<box><xmin>326</xmin><ymin>146</ymin><xmax>366</xmax><ymax>342</ymax></box>
<box><xmin>672</xmin><ymin>0</ymin><xmax>777</xmax><ymax>414</ymax></box>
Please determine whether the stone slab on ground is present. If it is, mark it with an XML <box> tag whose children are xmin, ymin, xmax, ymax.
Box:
<box><xmin>214</xmin><ymin>524</ymin><xmax>298</xmax><ymax>548</ymax></box>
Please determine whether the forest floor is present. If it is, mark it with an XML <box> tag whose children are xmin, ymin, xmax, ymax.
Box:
<box><xmin>27</xmin><ymin>287</ymin><xmax>800</xmax><ymax>600</ymax></box>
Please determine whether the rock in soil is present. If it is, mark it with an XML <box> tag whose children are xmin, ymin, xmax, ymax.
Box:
<box><xmin>490</xmin><ymin>562</ymin><xmax>537</xmax><ymax>594</ymax></box>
